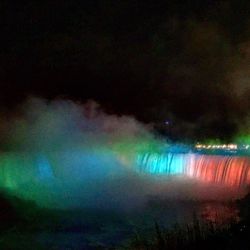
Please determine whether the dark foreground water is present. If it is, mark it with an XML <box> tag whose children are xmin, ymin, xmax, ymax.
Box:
<box><xmin>0</xmin><ymin>195</ymin><xmax>239</xmax><ymax>250</ymax></box>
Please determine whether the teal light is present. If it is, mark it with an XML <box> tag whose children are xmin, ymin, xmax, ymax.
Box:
<box><xmin>136</xmin><ymin>153</ymin><xmax>186</xmax><ymax>175</ymax></box>
<box><xmin>36</xmin><ymin>155</ymin><xmax>54</xmax><ymax>181</ymax></box>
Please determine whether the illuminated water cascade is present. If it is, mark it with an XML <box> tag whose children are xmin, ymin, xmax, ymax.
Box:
<box><xmin>136</xmin><ymin>153</ymin><xmax>250</xmax><ymax>187</ymax></box>
<box><xmin>186</xmin><ymin>154</ymin><xmax>250</xmax><ymax>187</ymax></box>
<box><xmin>0</xmin><ymin>150</ymin><xmax>125</xmax><ymax>191</ymax></box>
<box><xmin>0</xmin><ymin>153</ymin><xmax>54</xmax><ymax>190</ymax></box>
<box><xmin>136</xmin><ymin>153</ymin><xmax>188</xmax><ymax>175</ymax></box>
<box><xmin>1</xmin><ymin>150</ymin><xmax>250</xmax><ymax>193</ymax></box>
<box><xmin>36</xmin><ymin>154</ymin><xmax>54</xmax><ymax>181</ymax></box>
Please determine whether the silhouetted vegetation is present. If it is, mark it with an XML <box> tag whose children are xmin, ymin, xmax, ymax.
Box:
<box><xmin>124</xmin><ymin>192</ymin><xmax>250</xmax><ymax>250</ymax></box>
<box><xmin>1</xmin><ymin>190</ymin><xmax>250</xmax><ymax>249</ymax></box>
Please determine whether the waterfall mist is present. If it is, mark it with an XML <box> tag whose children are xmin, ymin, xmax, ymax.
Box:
<box><xmin>0</xmin><ymin>97</ymin><xmax>163</xmax><ymax>209</ymax></box>
<box><xmin>0</xmin><ymin>97</ymin><xmax>247</xmax><ymax>210</ymax></box>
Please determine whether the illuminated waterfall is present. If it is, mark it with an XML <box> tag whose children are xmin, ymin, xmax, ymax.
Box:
<box><xmin>0</xmin><ymin>150</ymin><xmax>124</xmax><ymax>191</ymax></box>
<box><xmin>0</xmin><ymin>152</ymin><xmax>54</xmax><ymax>190</ymax></box>
<box><xmin>186</xmin><ymin>154</ymin><xmax>250</xmax><ymax>187</ymax></box>
<box><xmin>136</xmin><ymin>153</ymin><xmax>250</xmax><ymax>187</ymax></box>
<box><xmin>0</xmin><ymin>150</ymin><xmax>250</xmax><ymax>191</ymax></box>
<box><xmin>136</xmin><ymin>153</ymin><xmax>188</xmax><ymax>175</ymax></box>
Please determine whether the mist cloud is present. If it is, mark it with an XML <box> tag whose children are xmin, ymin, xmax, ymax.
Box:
<box><xmin>0</xmin><ymin>97</ymin><xmax>243</xmax><ymax>210</ymax></box>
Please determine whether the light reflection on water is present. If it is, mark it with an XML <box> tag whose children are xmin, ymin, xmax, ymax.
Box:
<box><xmin>198</xmin><ymin>202</ymin><xmax>239</xmax><ymax>224</ymax></box>
<box><xmin>33</xmin><ymin>199</ymin><xmax>240</xmax><ymax>249</ymax></box>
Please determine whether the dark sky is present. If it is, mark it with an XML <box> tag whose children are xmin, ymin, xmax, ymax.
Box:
<box><xmin>1</xmin><ymin>0</ymin><xmax>250</xmax><ymax>141</ymax></box>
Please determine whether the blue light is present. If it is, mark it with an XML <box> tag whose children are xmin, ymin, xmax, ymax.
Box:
<box><xmin>36</xmin><ymin>155</ymin><xmax>54</xmax><ymax>180</ymax></box>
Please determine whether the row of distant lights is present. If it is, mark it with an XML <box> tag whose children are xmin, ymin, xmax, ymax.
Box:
<box><xmin>195</xmin><ymin>144</ymin><xmax>250</xmax><ymax>150</ymax></box>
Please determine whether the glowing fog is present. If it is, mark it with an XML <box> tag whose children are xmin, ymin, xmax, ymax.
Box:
<box><xmin>0</xmin><ymin>98</ymin><xmax>249</xmax><ymax>209</ymax></box>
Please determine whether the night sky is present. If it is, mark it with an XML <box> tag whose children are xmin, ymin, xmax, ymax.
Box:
<box><xmin>1</xmin><ymin>0</ymin><xmax>250</xmax><ymax>141</ymax></box>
